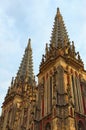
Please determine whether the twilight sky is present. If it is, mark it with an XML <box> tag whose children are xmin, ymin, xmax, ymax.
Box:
<box><xmin>0</xmin><ymin>0</ymin><xmax>86</xmax><ymax>114</ymax></box>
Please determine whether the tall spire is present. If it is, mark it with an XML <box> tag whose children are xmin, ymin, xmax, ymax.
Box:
<box><xmin>40</xmin><ymin>8</ymin><xmax>83</xmax><ymax>69</ymax></box>
<box><xmin>16</xmin><ymin>38</ymin><xmax>34</xmax><ymax>83</ymax></box>
<box><xmin>3</xmin><ymin>38</ymin><xmax>35</xmax><ymax>106</ymax></box>
<box><xmin>50</xmin><ymin>8</ymin><xmax>70</xmax><ymax>48</ymax></box>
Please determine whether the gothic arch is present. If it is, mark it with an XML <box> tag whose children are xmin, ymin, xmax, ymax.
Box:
<box><xmin>78</xmin><ymin>120</ymin><xmax>85</xmax><ymax>130</ymax></box>
<box><xmin>45</xmin><ymin>123</ymin><xmax>51</xmax><ymax>130</ymax></box>
<box><xmin>57</xmin><ymin>65</ymin><xmax>64</xmax><ymax>72</ymax></box>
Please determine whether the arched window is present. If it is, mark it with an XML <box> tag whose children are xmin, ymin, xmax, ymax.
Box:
<box><xmin>45</xmin><ymin>123</ymin><xmax>51</xmax><ymax>130</ymax></box>
<box><xmin>78</xmin><ymin>121</ymin><xmax>85</xmax><ymax>130</ymax></box>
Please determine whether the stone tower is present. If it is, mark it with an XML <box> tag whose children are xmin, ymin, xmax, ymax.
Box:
<box><xmin>0</xmin><ymin>39</ymin><xmax>37</xmax><ymax>130</ymax></box>
<box><xmin>0</xmin><ymin>8</ymin><xmax>86</xmax><ymax>130</ymax></box>
<box><xmin>37</xmin><ymin>8</ymin><xmax>86</xmax><ymax>130</ymax></box>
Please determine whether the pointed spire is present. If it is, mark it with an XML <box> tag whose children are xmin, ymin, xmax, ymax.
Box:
<box><xmin>57</xmin><ymin>8</ymin><xmax>61</xmax><ymax>18</ymax></box>
<box><xmin>16</xmin><ymin>38</ymin><xmax>34</xmax><ymax>83</ymax></box>
<box><xmin>50</xmin><ymin>8</ymin><xmax>70</xmax><ymax>48</ymax></box>
<box><xmin>27</xmin><ymin>38</ymin><xmax>31</xmax><ymax>50</ymax></box>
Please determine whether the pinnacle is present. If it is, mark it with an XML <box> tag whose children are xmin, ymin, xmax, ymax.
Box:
<box><xmin>27</xmin><ymin>38</ymin><xmax>31</xmax><ymax>48</ymax></box>
<box><xmin>57</xmin><ymin>7</ymin><xmax>60</xmax><ymax>12</ymax></box>
<box><xmin>25</xmin><ymin>38</ymin><xmax>32</xmax><ymax>52</ymax></box>
<box><xmin>50</xmin><ymin>8</ymin><xmax>70</xmax><ymax>48</ymax></box>
<box><xmin>15</xmin><ymin>38</ymin><xmax>34</xmax><ymax>83</ymax></box>
<box><xmin>57</xmin><ymin>7</ymin><xmax>61</xmax><ymax>16</ymax></box>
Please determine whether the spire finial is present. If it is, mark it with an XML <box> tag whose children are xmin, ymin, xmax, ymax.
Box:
<box><xmin>27</xmin><ymin>38</ymin><xmax>31</xmax><ymax>49</ymax></box>
<box><xmin>28</xmin><ymin>38</ymin><xmax>31</xmax><ymax>43</ymax></box>
<box><xmin>57</xmin><ymin>8</ymin><xmax>60</xmax><ymax>13</ymax></box>
<box><xmin>57</xmin><ymin>8</ymin><xmax>61</xmax><ymax>17</ymax></box>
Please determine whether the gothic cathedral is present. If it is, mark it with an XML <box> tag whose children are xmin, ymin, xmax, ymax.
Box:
<box><xmin>0</xmin><ymin>8</ymin><xmax>86</xmax><ymax>130</ymax></box>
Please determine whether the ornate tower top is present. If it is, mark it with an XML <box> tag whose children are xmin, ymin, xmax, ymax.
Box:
<box><xmin>40</xmin><ymin>8</ymin><xmax>84</xmax><ymax>71</ymax></box>
<box><xmin>50</xmin><ymin>8</ymin><xmax>70</xmax><ymax>48</ymax></box>
<box><xmin>16</xmin><ymin>38</ymin><xmax>34</xmax><ymax>83</ymax></box>
<box><xmin>3</xmin><ymin>38</ymin><xmax>35</xmax><ymax>106</ymax></box>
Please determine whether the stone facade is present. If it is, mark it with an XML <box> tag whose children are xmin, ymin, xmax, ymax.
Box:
<box><xmin>0</xmin><ymin>8</ymin><xmax>86</xmax><ymax>130</ymax></box>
